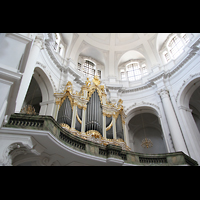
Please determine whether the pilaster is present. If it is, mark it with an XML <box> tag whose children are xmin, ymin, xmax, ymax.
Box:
<box><xmin>112</xmin><ymin>116</ymin><xmax>117</xmax><ymax>139</ymax></box>
<box><xmin>102</xmin><ymin>114</ymin><xmax>106</xmax><ymax>138</ymax></box>
<box><xmin>81</xmin><ymin>107</ymin><xmax>86</xmax><ymax>133</ymax></box>
<box><xmin>15</xmin><ymin>35</ymin><xmax>44</xmax><ymax>113</ymax></box>
<box><xmin>158</xmin><ymin>88</ymin><xmax>188</xmax><ymax>154</ymax></box>
<box><xmin>71</xmin><ymin>103</ymin><xmax>77</xmax><ymax>129</ymax></box>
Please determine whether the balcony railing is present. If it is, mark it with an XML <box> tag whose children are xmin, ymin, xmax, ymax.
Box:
<box><xmin>4</xmin><ymin>113</ymin><xmax>198</xmax><ymax>166</ymax></box>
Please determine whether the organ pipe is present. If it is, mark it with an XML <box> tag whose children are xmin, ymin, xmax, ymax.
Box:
<box><xmin>85</xmin><ymin>90</ymin><xmax>103</xmax><ymax>135</ymax></box>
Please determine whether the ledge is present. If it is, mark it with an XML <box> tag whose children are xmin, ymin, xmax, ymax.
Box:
<box><xmin>3</xmin><ymin>113</ymin><xmax>198</xmax><ymax>166</ymax></box>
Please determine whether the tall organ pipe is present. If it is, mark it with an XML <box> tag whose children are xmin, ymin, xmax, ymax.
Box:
<box><xmin>94</xmin><ymin>90</ymin><xmax>96</xmax><ymax>130</ymax></box>
<box><xmin>85</xmin><ymin>90</ymin><xmax>102</xmax><ymax>135</ymax></box>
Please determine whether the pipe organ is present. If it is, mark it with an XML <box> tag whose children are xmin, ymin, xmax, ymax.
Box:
<box><xmin>54</xmin><ymin>76</ymin><xmax>130</xmax><ymax>151</ymax></box>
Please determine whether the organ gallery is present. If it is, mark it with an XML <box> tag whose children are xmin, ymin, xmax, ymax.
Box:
<box><xmin>54</xmin><ymin>75</ymin><xmax>130</xmax><ymax>151</ymax></box>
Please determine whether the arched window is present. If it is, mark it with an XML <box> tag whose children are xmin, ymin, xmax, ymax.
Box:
<box><xmin>161</xmin><ymin>33</ymin><xmax>190</xmax><ymax>63</ymax></box>
<box><xmin>120</xmin><ymin>69</ymin><xmax>126</xmax><ymax>80</ymax></box>
<box><xmin>119</xmin><ymin>60</ymin><xmax>148</xmax><ymax>81</ymax></box>
<box><xmin>77</xmin><ymin>58</ymin><xmax>102</xmax><ymax>79</ymax></box>
<box><xmin>181</xmin><ymin>33</ymin><xmax>189</xmax><ymax>44</ymax></box>
<box><xmin>164</xmin><ymin>51</ymin><xmax>170</xmax><ymax>62</ymax></box>
<box><xmin>168</xmin><ymin>35</ymin><xmax>184</xmax><ymax>59</ymax></box>
<box><xmin>83</xmin><ymin>60</ymin><xmax>95</xmax><ymax>77</ymax></box>
<box><xmin>126</xmin><ymin>62</ymin><xmax>147</xmax><ymax>81</ymax></box>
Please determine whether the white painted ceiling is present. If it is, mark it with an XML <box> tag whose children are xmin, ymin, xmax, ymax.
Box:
<box><xmin>60</xmin><ymin>33</ymin><xmax>170</xmax><ymax>70</ymax></box>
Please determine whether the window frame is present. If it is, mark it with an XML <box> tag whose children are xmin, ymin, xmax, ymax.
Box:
<box><xmin>119</xmin><ymin>60</ymin><xmax>148</xmax><ymax>82</ymax></box>
<box><xmin>77</xmin><ymin>58</ymin><xmax>102</xmax><ymax>79</ymax></box>
<box><xmin>161</xmin><ymin>33</ymin><xmax>190</xmax><ymax>63</ymax></box>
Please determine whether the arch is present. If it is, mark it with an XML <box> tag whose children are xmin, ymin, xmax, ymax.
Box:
<box><xmin>75</xmin><ymin>45</ymin><xmax>106</xmax><ymax>79</ymax></box>
<box><xmin>34</xmin><ymin>66</ymin><xmax>54</xmax><ymax>101</ymax></box>
<box><xmin>33</xmin><ymin>66</ymin><xmax>55</xmax><ymax>116</ymax></box>
<box><xmin>118</xmin><ymin>50</ymin><xmax>145</xmax><ymax>67</ymax></box>
<box><xmin>177</xmin><ymin>74</ymin><xmax>200</xmax><ymax>108</ymax></box>
<box><xmin>23</xmin><ymin>76</ymin><xmax>42</xmax><ymax>114</ymax></box>
<box><xmin>126</xmin><ymin>104</ymin><xmax>160</xmax><ymax>126</ymax></box>
<box><xmin>60</xmin><ymin>33</ymin><xmax>73</xmax><ymax>46</ymax></box>
<box><xmin>126</xmin><ymin>106</ymin><xmax>167</xmax><ymax>153</ymax></box>
<box><xmin>177</xmin><ymin>74</ymin><xmax>200</xmax><ymax>163</ymax></box>
<box><xmin>156</xmin><ymin>33</ymin><xmax>171</xmax><ymax>53</ymax></box>
<box><xmin>76</xmin><ymin>45</ymin><xmax>106</xmax><ymax>67</ymax></box>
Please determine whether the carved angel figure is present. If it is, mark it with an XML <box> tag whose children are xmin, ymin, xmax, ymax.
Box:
<box><xmin>100</xmin><ymin>85</ymin><xmax>105</xmax><ymax>92</ymax></box>
<box><xmin>117</xmin><ymin>99</ymin><xmax>123</xmax><ymax>109</ymax></box>
<box><xmin>85</xmin><ymin>78</ymin><xmax>91</xmax><ymax>86</ymax></box>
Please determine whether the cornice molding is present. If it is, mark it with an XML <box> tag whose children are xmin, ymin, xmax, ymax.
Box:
<box><xmin>124</xmin><ymin>101</ymin><xmax>160</xmax><ymax>115</ymax></box>
<box><xmin>175</xmin><ymin>72</ymin><xmax>200</xmax><ymax>102</ymax></box>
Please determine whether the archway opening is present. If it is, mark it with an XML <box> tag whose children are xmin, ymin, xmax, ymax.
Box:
<box><xmin>128</xmin><ymin>112</ymin><xmax>167</xmax><ymax>154</ymax></box>
<box><xmin>189</xmin><ymin>85</ymin><xmax>200</xmax><ymax>133</ymax></box>
<box><xmin>22</xmin><ymin>76</ymin><xmax>42</xmax><ymax>114</ymax></box>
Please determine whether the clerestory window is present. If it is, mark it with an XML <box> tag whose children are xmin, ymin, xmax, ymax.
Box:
<box><xmin>83</xmin><ymin>60</ymin><xmax>95</xmax><ymax>77</ymax></box>
<box><xmin>124</xmin><ymin>62</ymin><xmax>148</xmax><ymax>81</ymax></box>
<box><xmin>168</xmin><ymin>35</ymin><xmax>184</xmax><ymax>59</ymax></box>
<box><xmin>162</xmin><ymin>33</ymin><xmax>190</xmax><ymax>63</ymax></box>
<box><xmin>78</xmin><ymin>59</ymin><xmax>101</xmax><ymax>79</ymax></box>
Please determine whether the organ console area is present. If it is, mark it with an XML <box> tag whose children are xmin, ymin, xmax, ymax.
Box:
<box><xmin>54</xmin><ymin>75</ymin><xmax>130</xmax><ymax>151</ymax></box>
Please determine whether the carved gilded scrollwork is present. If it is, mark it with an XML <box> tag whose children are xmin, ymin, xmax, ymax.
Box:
<box><xmin>92</xmin><ymin>75</ymin><xmax>101</xmax><ymax>86</ymax></box>
<box><xmin>76</xmin><ymin>113</ymin><xmax>82</xmax><ymax>124</ymax></box>
<box><xmin>60</xmin><ymin>124</ymin><xmax>131</xmax><ymax>151</ymax></box>
<box><xmin>106</xmin><ymin>120</ymin><xmax>113</xmax><ymax>131</ymax></box>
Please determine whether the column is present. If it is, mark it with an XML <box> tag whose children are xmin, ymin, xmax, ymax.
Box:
<box><xmin>158</xmin><ymin>89</ymin><xmax>188</xmax><ymax>154</ymax></box>
<box><xmin>178</xmin><ymin>106</ymin><xmax>200</xmax><ymax>163</ymax></box>
<box><xmin>122</xmin><ymin>122</ymin><xmax>127</xmax><ymax>144</ymax></box>
<box><xmin>81</xmin><ymin>107</ymin><xmax>86</xmax><ymax>133</ymax></box>
<box><xmin>102</xmin><ymin>114</ymin><xmax>106</xmax><ymax>138</ymax></box>
<box><xmin>39</xmin><ymin>100</ymin><xmax>55</xmax><ymax>116</ymax></box>
<box><xmin>15</xmin><ymin>35</ymin><xmax>43</xmax><ymax>113</ymax></box>
<box><xmin>81</xmin><ymin>87</ymin><xmax>87</xmax><ymax>133</ymax></box>
<box><xmin>71</xmin><ymin>103</ymin><xmax>77</xmax><ymax>129</ymax></box>
<box><xmin>53</xmin><ymin>102</ymin><xmax>59</xmax><ymax>120</ymax></box>
<box><xmin>112</xmin><ymin>116</ymin><xmax>117</xmax><ymax>139</ymax></box>
<box><xmin>53</xmin><ymin>94</ymin><xmax>63</xmax><ymax>120</ymax></box>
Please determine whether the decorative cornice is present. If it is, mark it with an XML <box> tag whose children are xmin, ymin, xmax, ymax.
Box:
<box><xmin>175</xmin><ymin>72</ymin><xmax>200</xmax><ymax>102</ymax></box>
<box><xmin>124</xmin><ymin>101</ymin><xmax>160</xmax><ymax>115</ymax></box>
<box><xmin>119</xmin><ymin>81</ymin><xmax>156</xmax><ymax>94</ymax></box>
<box><xmin>44</xmin><ymin>39</ymin><xmax>63</xmax><ymax>71</ymax></box>
<box><xmin>44</xmin><ymin>37</ymin><xmax>84</xmax><ymax>87</ymax></box>
<box><xmin>178</xmin><ymin>105</ymin><xmax>192</xmax><ymax>113</ymax></box>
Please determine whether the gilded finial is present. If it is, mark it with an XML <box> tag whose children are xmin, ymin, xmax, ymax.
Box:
<box><xmin>85</xmin><ymin>78</ymin><xmax>91</xmax><ymax>86</ymax></box>
<box><xmin>92</xmin><ymin>75</ymin><xmax>100</xmax><ymax>86</ymax></box>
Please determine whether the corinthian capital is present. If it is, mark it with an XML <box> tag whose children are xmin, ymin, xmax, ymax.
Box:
<box><xmin>33</xmin><ymin>34</ymin><xmax>44</xmax><ymax>48</ymax></box>
<box><xmin>157</xmin><ymin>88</ymin><xmax>169</xmax><ymax>99</ymax></box>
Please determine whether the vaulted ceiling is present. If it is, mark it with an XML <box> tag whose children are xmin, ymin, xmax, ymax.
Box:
<box><xmin>59</xmin><ymin>33</ymin><xmax>177</xmax><ymax>77</ymax></box>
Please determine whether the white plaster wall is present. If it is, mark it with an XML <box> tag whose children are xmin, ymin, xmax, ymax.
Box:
<box><xmin>0</xmin><ymin>36</ymin><xmax>26</xmax><ymax>70</ymax></box>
